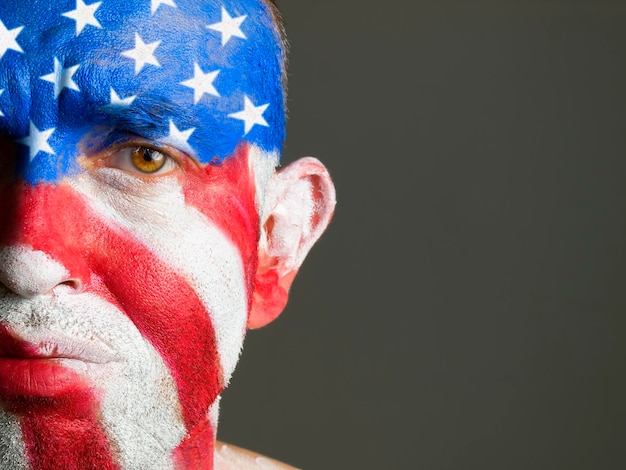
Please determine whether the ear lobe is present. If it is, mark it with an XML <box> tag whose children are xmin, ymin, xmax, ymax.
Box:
<box><xmin>248</xmin><ymin>157</ymin><xmax>336</xmax><ymax>329</ymax></box>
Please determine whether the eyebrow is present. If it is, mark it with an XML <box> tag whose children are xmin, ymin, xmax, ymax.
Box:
<box><xmin>96</xmin><ymin>95</ymin><xmax>199</xmax><ymax>137</ymax></box>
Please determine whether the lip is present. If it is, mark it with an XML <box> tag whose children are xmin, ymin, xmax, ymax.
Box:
<box><xmin>0</xmin><ymin>326</ymin><xmax>117</xmax><ymax>397</ymax></box>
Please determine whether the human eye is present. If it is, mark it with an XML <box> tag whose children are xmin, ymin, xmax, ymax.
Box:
<box><xmin>103</xmin><ymin>145</ymin><xmax>180</xmax><ymax>175</ymax></box>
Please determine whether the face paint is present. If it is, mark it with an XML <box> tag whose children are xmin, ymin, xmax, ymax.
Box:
<box><xmin>0</xmin><ymin>0</ymin><xmax>284</xmax><ymax>468</ymax></box>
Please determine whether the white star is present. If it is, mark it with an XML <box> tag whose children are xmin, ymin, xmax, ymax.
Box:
<box><xmin>0</xmin><ymin>89</ymin><xmax>4</xmax><ymax>117</ymax></box>
<box><xmin>228</xmin><ymin>96</ymin><xmax>269</xmax><ymax>135</ymax></box>
<box><xmin>166</xmin><ymin>120</ymin><xmax>195</xmax><ymax>155</ymax></box>
<box><xmin>40</xmin><ymin>58</ymin><xmax>80</xmax><ymax>98</ymax></box>
<box><xmin>62</xmin><ymin>0</ymin><xmax>102</xmax><ymax>35</ymax></box>
<box><xmin>19</xmin><ymin>122</ymin><xmax>55</xmax><ymax>161</ymax></box>
<box><xmin>151</xmin><ymin>0</ymin><xmax>176</xmax><ymax>14</ymax></box>
<box><xmin>122</xmin><ymin>33</ymin><xmax>161</xmax><ymax>74</ymax></box>
<box><xmin>180</xmin><ymin>63</ymin><xmax>220</xmax><ymax>104</ymax></box>
<box><xmin>207</xmin><ymin>7</ymin><xmax>247</xmax><ymax>46</ymax></box>
<box><xmin>107</xmin><ymin>87</ymin><xmax>136</xmax><ymax>107</ymax></box>
<box><xmin>0</xmin><ymin>19</ymin><xmax>23</xmax><ymax>60</ymax></box>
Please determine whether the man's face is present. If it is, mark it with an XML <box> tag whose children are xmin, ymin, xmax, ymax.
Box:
<box><xmin>0</xmin><ymin>0</ymin><xmax>284</xmax><ymax>467</ymax></box>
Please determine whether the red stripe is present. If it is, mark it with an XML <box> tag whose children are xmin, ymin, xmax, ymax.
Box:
<box><xmin>12</xmin><ymin>388</ymin><xmax>120</xmax><ymax>470</ymax></box>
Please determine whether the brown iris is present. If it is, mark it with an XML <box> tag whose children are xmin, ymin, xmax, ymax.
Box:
<box><xmin>130</xmin><ymin>147</ymin><xmax>166</xmax><ymax>173</ymax></box>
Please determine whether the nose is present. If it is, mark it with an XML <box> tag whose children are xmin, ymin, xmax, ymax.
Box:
<box><xmin>0</xmin><ymin>246</ymin><xmax>82</xmax><ymax>297</ymax></box>
<box><xmin>0</xmin><ymin>182</ymin><xmax>90</xmax><ymax>298</ymax></box>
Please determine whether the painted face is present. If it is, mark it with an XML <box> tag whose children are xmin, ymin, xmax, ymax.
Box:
<box><xmin>0</xmin><ymin>0</ymin><xmax>284</xmax><ymax>468</ymax></box>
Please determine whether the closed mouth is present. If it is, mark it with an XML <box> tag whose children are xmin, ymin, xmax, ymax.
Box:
<box><xmin>0</xmin><ymin>324</ymin><xmax>118</xmax><ymax>398</ymax></box>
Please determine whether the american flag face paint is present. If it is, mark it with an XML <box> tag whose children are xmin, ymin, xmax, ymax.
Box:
<box><xmin>0</xmin><ymin>0</ymin><xmax>284</xmax><ymax>468</ymax></box>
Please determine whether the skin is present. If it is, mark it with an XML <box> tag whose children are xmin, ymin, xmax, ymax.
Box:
<box><xmin>0</xmin><ymin>0</ymin><xmax>335</xmax><ymax>468</ymax></box>
<box><xmin>214</xmin><ymin>442</ymin><xmax>297</xmax><ymax>469</ymax></box>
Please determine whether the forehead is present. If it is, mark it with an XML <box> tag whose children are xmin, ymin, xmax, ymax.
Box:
<box><xmin>0</xmin><ymin>0</ymin><xmax>284</xmax><ymax>183</ymax></box>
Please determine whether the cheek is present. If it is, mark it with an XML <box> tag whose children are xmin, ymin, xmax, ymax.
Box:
<box><xmin>182</xmin><ymin>143</ymin><xmax>260</xmax><ymax>300</ymax></box>
<box><xmin>73</xmin><ymin>162</ymin><xmax>256</xmax><ymax>387</ymax></box>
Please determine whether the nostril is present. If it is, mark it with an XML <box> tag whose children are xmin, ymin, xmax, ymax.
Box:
<box><xmin>52</xmin><ymin>279</ymin><xmax>84</xmax><ymax>295</ymax></box>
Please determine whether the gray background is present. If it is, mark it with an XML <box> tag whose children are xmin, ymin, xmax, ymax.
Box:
<box><xmin>218</xmin><ymin>1</ymin><xmax>626</xmax><ymax>468</ymax></box>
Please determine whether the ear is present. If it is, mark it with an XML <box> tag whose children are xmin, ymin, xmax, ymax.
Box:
<box><xmin>248</xmin><ymin>157</ymin><xmax>336</xmax><ymax>329</ymax></box>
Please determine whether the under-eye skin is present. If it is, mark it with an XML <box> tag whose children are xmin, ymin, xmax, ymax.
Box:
<box><xmin>99</xmin><ymin>145</ymin><xmax>181</xmax><ymax>175</ymax></box>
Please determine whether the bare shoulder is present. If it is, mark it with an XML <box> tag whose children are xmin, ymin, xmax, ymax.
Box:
<box><xmin>214</xmin><ymin>441</ymin><xmax>299</xmax><ymax>470</ymax></box>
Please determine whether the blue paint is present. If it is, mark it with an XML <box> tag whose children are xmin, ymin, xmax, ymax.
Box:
<box><xmin>0</xmin><ymin>0</ymin><xmax>285</xmax><ymax>183</ymax></box>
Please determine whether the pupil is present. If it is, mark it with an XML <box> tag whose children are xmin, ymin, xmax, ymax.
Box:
<box><xmin>142</xmin><ymin>148</ymin><xmax>153</xmax><ymax>162</ymax></box>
